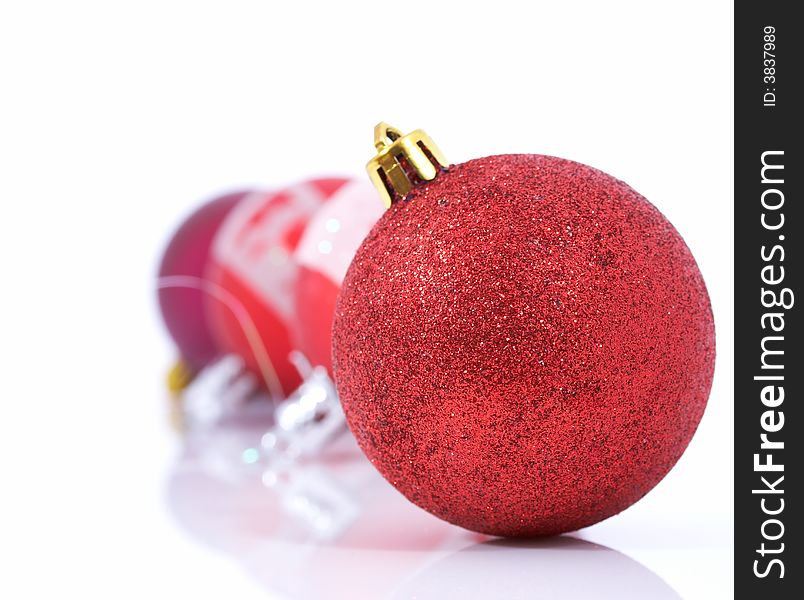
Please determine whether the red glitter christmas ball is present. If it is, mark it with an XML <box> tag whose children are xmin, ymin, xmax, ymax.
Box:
<box><xmin>332</xmin><ymin>153</ymin><xmax>715</xmax><ymax>537</ymax></box>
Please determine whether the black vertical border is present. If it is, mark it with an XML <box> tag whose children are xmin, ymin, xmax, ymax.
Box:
<box><xmin>735</xmin><ymin>3</ymin><xmax>801</xmax><ymax>598</ymax></box>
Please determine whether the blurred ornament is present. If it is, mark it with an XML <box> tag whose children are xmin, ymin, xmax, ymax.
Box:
<box><xmin>332</xmin><ymin>124</ymin><xmax>715</xmax><ymax>536</ymax></box>
<box><xmin>293</xmin><ymin>180</ymin><xmax>384</xmax><ymax>371</ymax></box>
<box><xmin>266</xmin><ymin>352</ymin><xmax>346</xmax><ymax>461</ymax></box>
<box><xmin>157</xmin><ymin>190</ymin><xmax>249</xmax><ymax>389</ymax></box>
<box><xmin>205</xmin><ymin>179</ymin><xmax>348</xmax><ymax>398</ymax></box>
<box><xmin>172</xmin><ymin>355</ymin><xmax>263</xmax><ymax>433</ymax></box>
<box><xmin>171</xmin><ymin>348</ymin><xmax>346</xmax><ymax>461</ymax></box>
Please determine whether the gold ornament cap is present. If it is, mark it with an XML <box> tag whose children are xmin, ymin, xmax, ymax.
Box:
<box><xmin>166</xmin><ymin>359</ymin><xmax>195</xmax><ymax>433</ymax></box>
<box><xmin>167</xmin><ymin>358</ymin><xmax>194</xmax><ymax>394</ymax></box>
<box><xmin>366</xmin><ymin>123</ymin><xmax>449</xmax><ymax>208</ymax></box>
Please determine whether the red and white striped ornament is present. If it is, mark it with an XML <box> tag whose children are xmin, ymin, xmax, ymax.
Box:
<box><xmin>204</xmin><ymin>178</ymin><xmax>348</xmax><ymax>397</ymax></box>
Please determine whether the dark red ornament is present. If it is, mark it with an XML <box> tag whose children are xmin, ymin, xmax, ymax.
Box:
<box><xmin>157</xmin><ymin>190</ymin><xmax>249</xmax><ymax>374</ymax></box>
<box><xmin>332</xmin><ymin>125</ymin><xmax>715</xmax><ymax>537</ymax></box>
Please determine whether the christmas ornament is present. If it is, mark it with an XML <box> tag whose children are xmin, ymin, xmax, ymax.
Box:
<box><xmin>205</xmin><ymin>179</ymin><xmax>347</xmax><ymax>398</ymax></box>
<box><xmin>157</xmin><ymin>190</ymin><xmax>249</xmax><ymax>388</ymax></box>
<box><xmin>293</xmin><ymin>180</ymin><xmax>384</xmax><ymax>371</ymax></box>
<box><xmin>332</xmin><ymin>124</ymin><xmax>715</xmax><ymax>537</ymax></box>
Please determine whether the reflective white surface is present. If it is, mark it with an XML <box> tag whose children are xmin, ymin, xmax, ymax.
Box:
<box><xmin>167</xmin><ymin>426</ymin><xmax>684</xmax><ymax>600</ymax></box>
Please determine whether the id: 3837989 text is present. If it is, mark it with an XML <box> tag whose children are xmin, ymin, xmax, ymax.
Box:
<box><xmin>763</xmin><ymin>26</ymin><xmax>776</xmax><ymax>107</ymax></box>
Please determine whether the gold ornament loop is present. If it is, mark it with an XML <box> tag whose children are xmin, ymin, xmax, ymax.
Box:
<box><xmin>374</xmin><ymin>123</ymin><xmax>403</xmax><ymax>151</ymax></box>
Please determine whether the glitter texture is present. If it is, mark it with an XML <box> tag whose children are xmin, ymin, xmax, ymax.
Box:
<box><xmin>332</xmin><ymin>154</ymin><xmax>715</xmax><ymax>537</ymax></box>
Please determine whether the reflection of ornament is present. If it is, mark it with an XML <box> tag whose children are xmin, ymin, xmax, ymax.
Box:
<box><xmin>205</xmin><ymin>179</ymin><xmax>348</xmax><ymax>397</ymax></box>
<box><xmin>168</xmin><ymin>424</ymin><xmax>679</xmax><ymax>599</ymax></box>
<box><xmin>166</xmin><ymin>425</ymin><xmax>469</xmax><ymax>598</ymax></box>
<box><xmin>293</xmin><ymin>180</ymin><xmax>384</xmax><ymax>371</ymax></box>
<box><xmin>157</xmin><ymin>190</ymin><xmax>249</xmax><ymax>387</ymax></box>
<box><xmin>333</xmin><ymin>124</ymin><xmax>715</xmax><ymax>536</ymax></box>
<box><xmin>395</xmin><ymin>537</ymin><xmax>681</xmax><ymax>600</ymax></box>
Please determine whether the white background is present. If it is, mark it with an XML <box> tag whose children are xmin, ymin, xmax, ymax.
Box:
<box><xmin>0</xmin><ymin>1</ymin><xmax>733</xmax><ymax>599</ymax></box>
